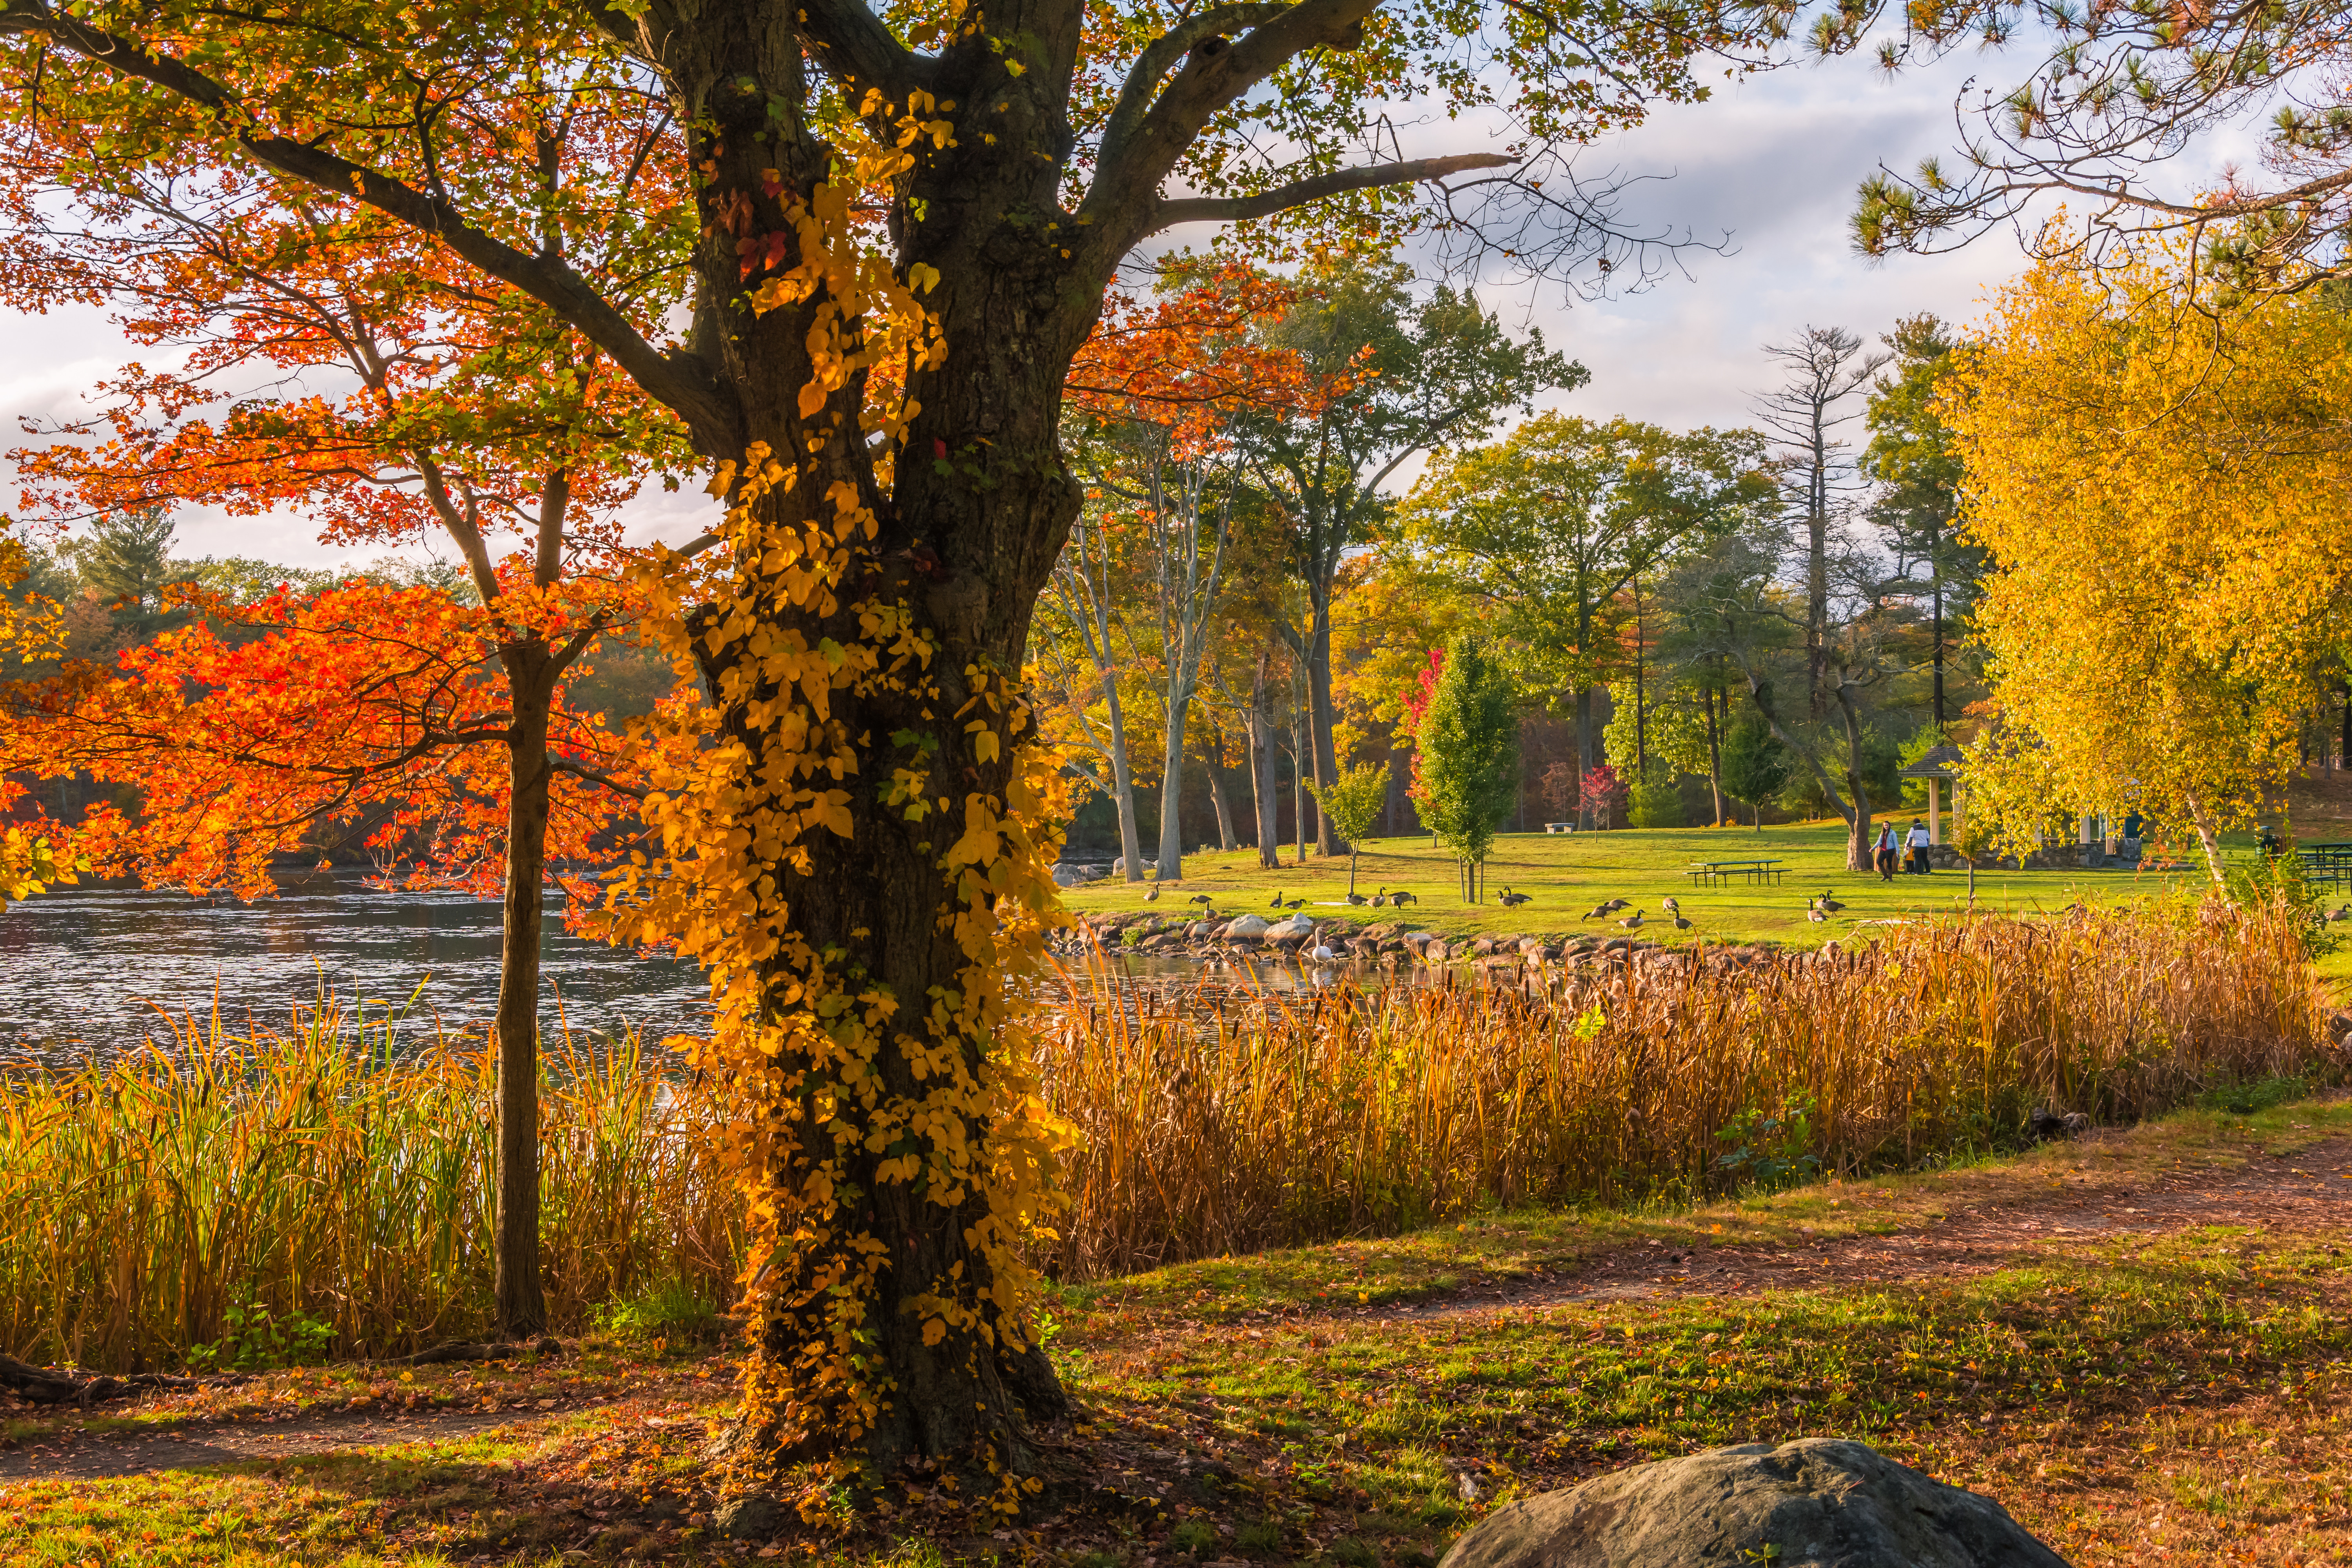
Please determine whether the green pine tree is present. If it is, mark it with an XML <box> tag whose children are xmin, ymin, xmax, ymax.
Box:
<box><xmin>1416</xmin><ymin>634</ymin><xmax>1520</xmax><ymax>902</ymax></box>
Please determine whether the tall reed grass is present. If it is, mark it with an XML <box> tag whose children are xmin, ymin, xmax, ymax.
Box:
<box><xmin>1</xmin><ymin>903</ymin><xmax>2331</xmax><ymax>1370</ymax></box>
<box><xmin>1037</xmin><ymin>902</ymin><xmax>2334</xmax><ymax>1276</ymax></box>
<box><xmin>0</xmin><ymin>1003</ymin><xmax>737</xmax><ymax>1372</ymax></box>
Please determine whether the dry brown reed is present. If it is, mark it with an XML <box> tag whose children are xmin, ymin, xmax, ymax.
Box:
<box><xmin>2</xmin><ymin>902</ymin><xmax>2328</xmax><ymax>1369</ymax></box>
<box><xmin>1036</xmin><ymin>902</ymin><xmax>2332</xmax><ymax>1278</ymax></box>
<box><xmin>0</xmin><ymin>1004</ymin><xmax>738</xmax><ymax>1372</ymax></box>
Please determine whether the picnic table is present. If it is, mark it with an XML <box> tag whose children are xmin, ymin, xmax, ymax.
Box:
<box><xmin>1686</xmin><ymin>857</ymin><xmax>1787</xmax><ymax>888</ymax></box>
<box><xmin>2298</xmin><ymin>842</ymin><xmax>2352</xmax><ymax>890</ymax></box>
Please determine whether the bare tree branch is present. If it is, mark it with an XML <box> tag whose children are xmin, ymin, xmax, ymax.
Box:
<box><xmin>1151</xmin><ymin>153</ymin><xmax>1517</xmax><ymax>231</ymax></box>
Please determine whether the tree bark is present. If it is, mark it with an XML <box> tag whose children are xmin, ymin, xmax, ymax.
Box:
<box><xmin>2185</xmin><ymin>792</ymin><xmax>2230</xmax><ymax>887</ymax></box>
<box><xmin>493</xmin><ymin>647</ymin><xmax>556</xmax><ymax>1337</ymax></box>
<box><xmin>1105</xmin><ymin>681</ymin><xmax>1145</xmax><ymax>879</ymax></box>
<box><xmin>1305</xmin><ymin>615</ymin><xmax>1342</xmax><ymax>857</ymax></box>
<box><xmin>1156</xmin><ymin>696</ymin><xmax>1191</xmax><ymax>879</ymax></box>
<box><xmin>1201</xmin><ymin>723</ymin><xmax>1239</xmax><ymax>851</ymax></box>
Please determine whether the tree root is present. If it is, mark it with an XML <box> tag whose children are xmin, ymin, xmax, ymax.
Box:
<box><xmin>0</xmin><ymin>1352</ymin><xmax>238</xmax><ymax>1407</ymax></box>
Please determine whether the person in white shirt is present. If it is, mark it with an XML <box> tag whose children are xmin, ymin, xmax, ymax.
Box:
<box><xmin>1906</xmin><ymin>818</ymin><xmax>1931</xmax><ymax>875</ymax></box>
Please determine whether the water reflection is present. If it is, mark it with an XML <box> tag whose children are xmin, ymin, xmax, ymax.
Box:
<box><xmin>0</xmin><ymin>868</ymin><xmax>707</xmax><ymax>1062</ymax></box>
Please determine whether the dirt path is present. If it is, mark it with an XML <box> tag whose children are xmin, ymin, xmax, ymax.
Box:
<box><xmin>0</xmin><ymin>1370</ymin><xmax>719</xmax><ymax>1483</ymax></box>
<box><xmin>8</xmin><ymin>1129</ymin><xmax>2347</xmax><ymax>1485</ymax></box>
<box><xmin>0</xmin><ymin>1405</ymin><xmax>579</xmax><ymax>1481</ymax></box>
<box><xmin>1361</xmin><ymin>1132</ymin><xmax>2352</xmax><ymax>1327</ymax></box>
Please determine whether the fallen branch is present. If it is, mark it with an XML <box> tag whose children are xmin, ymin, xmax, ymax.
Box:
<box><xmin>0</xmin><ymin>1352</ymin><xmax>237</xmax><ymax>1406</ymax></box>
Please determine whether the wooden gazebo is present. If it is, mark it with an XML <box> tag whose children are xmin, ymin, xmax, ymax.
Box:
<box><xmin>1899</xmin><ymin>744</ymin><xmax>1964</xmax><ymax>845</ymax></box>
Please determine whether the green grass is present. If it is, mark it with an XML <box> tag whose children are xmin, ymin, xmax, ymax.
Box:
<box><xmin>1067</xmin><ymin>820</ymin><xmax>2216</xmax><ymax>948</ymax></box>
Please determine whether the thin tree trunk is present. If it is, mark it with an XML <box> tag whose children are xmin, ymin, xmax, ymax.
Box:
<box><xmin>1105</xmin><ymin>681</ymin><xmax>1144</xmax><ymax>880</ymax></box>
<box><xmin>1633</xmin><ymin>577</ymin><xmax>1647</xmax><ymax>783</ymax></box>
<box><xmin>1573</xmin><ymin>683</ymin><xmax>1593</xmax><ymax>828</ymax></box>
<box><xmin>1704</xmin><ymin>680</ymin><xmax>1725</xmax><ymax>828</ymax></box>
<box><xmin>1306</xmin><ymin>616</ymin><xmax>1341</xmax><ymax>857</ymax></box>
<box><xmin>493</xmin><ymin>652</ymin><xmax>555</xmax><ymax>1337</ymax></box>
<box><xmin>2185</xmin><ymin>792</ymin><xmax>2230</xmax><ymax>887</ymax></box>
<box><xmin>1834</xmin><ymin>681</ymin><xmax>1873</xmax><ymax>873</ymax></box>
<box><xmin>1930</xmin><ymin>560</ymin><xmax>1945</xmax><ymax>730</ymax></box>
<box><xmin>1250</xmin><ymin>648</ymin><xmax>1279</xmax><ymax>870</ymax></box>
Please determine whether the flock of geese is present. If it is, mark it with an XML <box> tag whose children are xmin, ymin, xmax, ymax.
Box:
<box><xmin>1136</xmin><ymin>882</ymin><xmax>1861</xmax><ymax>931</ymax></box>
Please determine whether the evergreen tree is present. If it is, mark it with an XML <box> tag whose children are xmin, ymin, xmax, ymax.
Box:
<box><xmin>1414</xmin><ymin>634</ymin><xmax>1520</xmax><ymax>902</ymax></box>
<box><xmin>1863</xmin><ymin>315</ymin><xmax>1984</xmax><ymax>728</ymax></box>
<box><xmin>76</xmin><ymin>507</ymin><xmax>193</xmax><ymax>635</ymax></box>
<box><xmin>1720</xmin><ymin>715</ymin><xmax>1791</xmax><ymax>833</ymax></box>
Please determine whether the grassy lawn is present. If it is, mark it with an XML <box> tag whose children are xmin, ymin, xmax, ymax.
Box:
<box><xmin>1063</xmin><ymin>820</ymin><xmax>2216</xmax><ymax>949</ymax></box>
<box><xmin>5</xmin><ymin>1092</ymin><xmax>2347</xmax><ymax>1566</ymax></box>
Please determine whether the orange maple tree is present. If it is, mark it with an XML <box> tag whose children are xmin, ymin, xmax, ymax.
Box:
<box><xmin>0</xmin><ymin>103</ymin><xmax>691</xmax><ymax>1331</ymax></box>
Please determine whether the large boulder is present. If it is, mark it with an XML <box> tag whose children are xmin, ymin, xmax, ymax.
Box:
<box><xmin>1221</xmin><ymin>913</ymin><xmax>1270</xmax><ymax>940</ymax></box>
<box><xmin>1265</xmin><ymin>913</ymin><xmax>1316</xmax><ymax>944</ymax></box>
<box><xmin>1438</xmin><ymin>1439</ymin><xmax>2069</xmax><ymax>1568</ymax></box>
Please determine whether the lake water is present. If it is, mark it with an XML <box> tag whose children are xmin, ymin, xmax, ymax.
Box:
<box><xmin>0</xmin><ymin>869</ymin><xmax>709</xmax><ymax>1062</ymax></box>
<box><xmin>0</xmin><ymin>873</ymin><xmax>1512</xmax><ymax>1067</ymax></box>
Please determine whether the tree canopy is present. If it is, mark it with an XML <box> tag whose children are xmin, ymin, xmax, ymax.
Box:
<box><xmin>1944</xmin><ymin>253</ymin><xmax>2352</xmax><ymax>879</ymax></box>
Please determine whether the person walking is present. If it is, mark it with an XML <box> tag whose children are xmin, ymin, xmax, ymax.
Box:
<box><xmin>1874</xmin><ymin>820</ymin><xmax>1898</xmax><ymax>881</ymax></box>
<box><xmin>1906</xmin><ymin>817</ymin><xmax>1931</xmax><ymax>875</ymax></box>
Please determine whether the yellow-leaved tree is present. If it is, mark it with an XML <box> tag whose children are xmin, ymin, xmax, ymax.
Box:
<box><xmin>1948</xmin><ymin>250</ymin><xmax>2352</xmax><ymax>880</ymax></box>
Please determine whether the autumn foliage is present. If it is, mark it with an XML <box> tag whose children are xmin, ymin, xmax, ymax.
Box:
<box><xmin>1945</xmin><ymin>246</ymin><xmax>2352</xmax><ymax>876</ymax></box>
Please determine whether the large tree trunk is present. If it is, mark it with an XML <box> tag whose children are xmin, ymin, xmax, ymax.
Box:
<box><xmin>667</xmin><ymin>20</ymin><xmax>1084</xmax><ymax>1475</ymax></box>
<box><xmin>493</xmin><ymin>650</ymin><xmax>556</xmax><ymax>1337</ymax></box>
<box><xmin>1156</xmin><ymin>695</ymin><xmax>1191</xmax><ymax>878</ymax></box>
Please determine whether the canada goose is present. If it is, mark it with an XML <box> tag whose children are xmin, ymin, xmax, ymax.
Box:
<box><xmin>1815</xmin><ymin>890</ymin><xmax>1847</xmax><ymax>914</ymax></box>
<box><xmin>1187</xmin><ymin>893</ymin><xmax>1214</xmax><ymax>908</ymax></box>
<box><xmin>1602</xmin><ymin>897</ymin><xmax>1631</xmax><ymax>913</ymax></box>
<box><xmin>1370</xmin><ymin>888</ymin><xmax>1389</xmax><ymax>908</ymax></box>
<box><xmin>1343</xmin><ymin>891</ymin><xmax>1368</xmax><ymax>906</ymax></box>
<box><xmin>1661</xmin><ymin>895</ymin><xmax>1681</xmax><ymax>915</ymax></box>
<box><xmin>1582</xmin><ymin>902</ymin><xmax>1610</xmax><ymax>920</ymax></box>
<box><xmin>1806</xmin><ymin>906</ymin><xmax>1828</xmax><ymax>924</ymax></box>
<box><xmin>1389</xmin><ymin>890</ymin><xmax>1418</xmax><ymax>907</ymax></box>
<box><xmin>1671</xmin><ymin>912</ymin><xmax>1694</xmax><ymax>931</ymax></box>
<box><xmin>1145</xmin><ymin>885</ymin><xmax>1161</xmax><ymax>902</ymax></box>
<box><xmin>1497</xmin><ymin>887</ymin><xmax>1533</xmax><ymax>908</ymax></box>
<box><xmin>1617</xmin><ymin>910</ymin><xmax>1644</xmax><ymax>931</ymax></box>
<box><xmin>1269</xmin><ymin>891</ymin><xmax>1285</xmax><ymax>909</ymax></box>
<box><xmin>1280</xmin><ymin>896</ymin><xmax>1306</xmax><ymax>911</ymax></box>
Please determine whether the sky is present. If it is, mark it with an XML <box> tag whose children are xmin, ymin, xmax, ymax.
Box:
<box><xmin>0</xmin><ymin>42</ymin><xmax>2106</xmax><ymax>570</ymax></box>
